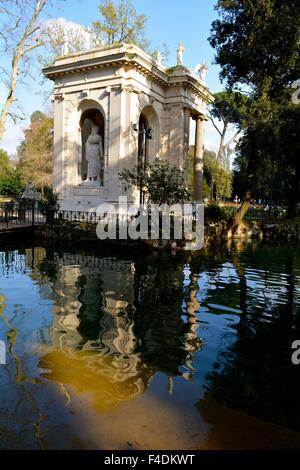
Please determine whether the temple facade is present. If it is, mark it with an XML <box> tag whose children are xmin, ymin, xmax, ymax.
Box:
<box><xmin>43</xmin><ymin>43</ymin><xmax>213</xmax><ymax>211</ymax></box>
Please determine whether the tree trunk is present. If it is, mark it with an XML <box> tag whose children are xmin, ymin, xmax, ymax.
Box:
<box><xmin>229</xmin><ymin>190</ymin><xmax>252</xmax><ymax>230</ymax></box>
<box><xmin>0</xmin><ymin>54</ymin><xmax>19</xmax><ymax>142</ymax></box>
<box><xmin>0</xmin><ymin>0</ymin><xmax>45</xmax><ymax>144</ymax></box>
<box><xmin>216</xmin><ymin>125</ymin><xmax>227</xmax><ymax>161</ymax></box>
<box><xmin>227</xmin><ymin>142</ymin><xmax>257</xmax><ymax>234</ymax></box>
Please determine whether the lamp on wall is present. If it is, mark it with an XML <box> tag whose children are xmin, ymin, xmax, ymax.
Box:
<box><xmin>133</xmin><ymin>123</ymin><xmax>152</xmax><ymax>139</ymax></box>
<box><xmin>145</xmin><ymin>128</ymin><xmax>152</xmax><ymax>140</ymax></box>
<box><xmin>134</xmin><ymin>123</ymin><xmax>153</xmax><ymax>205</ymax></box>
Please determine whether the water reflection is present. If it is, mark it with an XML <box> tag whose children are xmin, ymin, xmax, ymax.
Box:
<box><xmin>0</xmin><ymin>242</ymin><xmax>300</xmax><ymax>449</ymax></box>
<box><xmin>201</xmin><ymin>244</ymin><xmax>300</xmax><ymax>432</ymax></box>
<box><xmin>36</xmin><ymin>250</ymin><xmax>202</xmax><ymax>410</ymax></box>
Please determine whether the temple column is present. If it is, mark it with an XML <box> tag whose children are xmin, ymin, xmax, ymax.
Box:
<box><xmin>192</xmin><ymin>115</ymin><xmax>205</xmax><ymax>202</ymax></box>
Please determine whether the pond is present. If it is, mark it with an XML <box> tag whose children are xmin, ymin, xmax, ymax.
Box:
<box><xmin>0</xmin><ymin>241</ymin><xmax>300</xmax><ymax>450</ymax></box>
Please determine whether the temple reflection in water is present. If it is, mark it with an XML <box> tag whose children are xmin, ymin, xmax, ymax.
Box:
<box><xmin>2</xmin><ymin>243</ymin><xmax>300</xmax><ymax>449</ymax></box>
<box><xmin>22</xmin><ymin>248</ymin><xmax>202</xmax><ymax>408</ymax></box>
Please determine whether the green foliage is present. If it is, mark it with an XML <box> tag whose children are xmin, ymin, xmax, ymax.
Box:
<box><xmin>188</xmin><ymin>147</ymin><xmax>232</xmax><ymax>201</ymax></box>
<box><xmin>39</xmin><ymin>187</ymin><xmax>59</xmax><ymax>213</ymax></box>
<box><xmin>209</xmin><ymin>0</ymin><xmax>300</xmax><ymax>94</ymax></box>
<box><xmin>205</xmin><ymin>203</ymin><xmax>228</xmax><ymax>222</ymax></box>
<box><xmin>0</xmin><ymin>171</ymin><xmax>24</xmax><ymax>198</ymax></box>
<box><xmin>91</xmin><ymin>0</ymin><xmax>149</xmax><ymax>49</ymax></box>
<box><xmin>17</xmin><ymin>111</ymin><xmax>53</xmax><ymax>193</ymax></box>
<box><xmin>233</xmin><ymin>101</ymin><xmax>300</xmax><ymax>209</ymax></box>
<box><xmin>0</xmin><ymin>149</ymin><xmax>13</xmax><ymax>178</ymax></box>
<box><xmin>119</xmin><ymin>158</ymin><xmax>190</xmax><ymax>205</ymax></box>
<box><xmin>214</xmin><ymin>165</ymin><xmax>233</xmax><ymax>200</ymax></box>
<box><xmin>210</xmin><ymin>90</ymin><xmax>249</xmax><ymax>129</ymax></box>
<box><xmin>209</xmin><ymin>0</ymin><xmax>300</xmax><ymax>222</ymax></box>
<box><xmin>210</xmin><ymin>90</ymin><xmax>249</xmax><ymax>165</ymax></box>
<box><xmin>39</xmin><ymin>187</ymin><xmax>59</xmax><ymax>223</ymax></box>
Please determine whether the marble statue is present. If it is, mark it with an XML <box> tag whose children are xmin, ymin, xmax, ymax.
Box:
<box><xmin>177</xmin><ymin>42</ymin><xmax>184</xmax><ymax>66</ymax></box>
<box><xmin>61</xmin><ymin>34</ymin><xmax>69</xmax><ymax>56</ymax></box>
<box><xmin>21</xmin><ymin>182</ymin><xmax>41</xmax><ymax>201</ymax></box>
<box><xmin>194</xmin><ymin>62</ymin><xmax>208</xmax><ymax>82</ymax></box>
<box><xmin>85</xmin><ymin>125</ymin><xmax>104</xmax><ymax>182</ymax></box>
<box><xmin>155</xmin><ymin>50</ymin><xmax>162</xmax><ymax>65</ymax></box>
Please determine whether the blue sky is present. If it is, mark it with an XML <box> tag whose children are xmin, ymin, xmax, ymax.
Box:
<box><xmin>54</xmin><ymin>0</ymin><xmax>222</xmax><ymax>91</ymax></box>
<box><xmin>0</xmin><ymin>0</ymin><xmax>224</xmax><ymax>155</ymax></box>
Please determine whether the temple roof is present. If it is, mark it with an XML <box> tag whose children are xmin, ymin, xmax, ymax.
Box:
<box><xmin>43</xmin><ymin>43</ymin><xmax>214</xmax><ymax>104</ymax></box>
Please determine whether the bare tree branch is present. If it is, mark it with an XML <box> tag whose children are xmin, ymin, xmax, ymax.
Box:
<box><xmin>0</xmin><ymin>0</ymin><xmax>47</xmax><ymax>143</ymax></box>
<box><xmin>225</xmin><ymin>130</ymin><xmax>241</xmax><ymax>148</ymax></box>
<box><xmin>208</xmin><ymin>112</ymin><xmax>222</xmax><ymax>137</ymax></box>
<box><xmin>8</xmin><ymin>110</ymin><xmax>26</xmax><ymax>124</ymax></box>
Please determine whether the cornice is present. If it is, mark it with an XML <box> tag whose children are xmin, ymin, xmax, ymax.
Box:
<box><xmin>43</xmin><ymin>43</ymin><xmax>214</xmax><ymax>104</ymax></box>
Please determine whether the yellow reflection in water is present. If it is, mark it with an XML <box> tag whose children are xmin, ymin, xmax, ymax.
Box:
<box><xmin>39</xmin><ymin>348</ymin><xmax>154</xmax><ymax>411</ymax></box>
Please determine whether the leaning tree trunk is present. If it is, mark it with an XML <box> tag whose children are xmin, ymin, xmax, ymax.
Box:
<box><xmin>227</xmin><ymin>145</ymin><xmax>257</xmax><ymax>236</ymax></box>
<box><xmin>229</xmin><ymin>190</ymin><xmax>252</xmax><ymax>231</ymax></box>
<box><xmin>0</xmin><ymin>54</ymin><xmax>19</xmax><ymax>142</ymax></box>
<box><xmin>216</xmin><ymin>126</ymin><xmax>226</xmax><ymax>162</ymax></box>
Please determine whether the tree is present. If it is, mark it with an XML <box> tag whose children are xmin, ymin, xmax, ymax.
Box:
<box><xmin>0</xmin><ymin>170</ymin><xmax>24</xmax><ymax>197</ymax></box>
<box><xmin>39</xmin><ymin>17</ymin><xmax>91</xmax><ymax>68</ymax></box>
<box><xmin>90</xmin><ymin>0</ymin><xmax>149</xmax><ymax>49</ymax></box>
<box><xmin>274</xmin><ymin>104</ymin><xmax>300</xmax><ymax>217</ymax></box>
<box><xmin>0</xmin><ymin>0</ymin><xmax>47</xmax><ymax>143</ymax></box>
<box><xmin>203</xmin><ymin>149</ymin><xmax>232</xmax><ymax>201</ymax></box>
<box><xmin>0</xmin><ymin>149</ymin><xmax>12</xmax><ymax>177</ymax></box>
<box><xmin>119</xmin><ymin>159</ymin><xmax>190</xmax><ymax>206</ymax></box>
<box><xmin>210</xmin><ymin>0</ymin><xmax>300</xmax><ymax>95</ymax></box>
<box><xmin>188</xmin><ymin>147</ymin><xmax>233</xmax><ymax>202</ymax></box>
<box><xmin>39</xmin><ymin>186</ymin><xmax>59</xmax><ymax>223</ymax></box>
<box><xmin>232</xmin><ymin>103</ymin><xmax>300</xmax><ymax>212</ymax></box>
<box><xmin>209</xmin><ymin>0</ymin><xmax>300</xmax><ymax>229</ymax></box>
<box><xmin>17</xmin><ymin>111</ymin><xmax>53</xmax><ymax>194</ymax></box>
<box><xmin>209</xmin><ymin>90</ymin><xmax>249</xmax><ymax>162</ymax></box>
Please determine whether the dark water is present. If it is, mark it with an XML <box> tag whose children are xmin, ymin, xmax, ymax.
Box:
<box><xmin>0</xmin><ymin>241</ymin><xmax>300</xmax><ymax>449</ymax></box>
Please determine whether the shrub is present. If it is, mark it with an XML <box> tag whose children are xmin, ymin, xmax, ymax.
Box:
<box><xmin>0</xmin><ymin>171</ymin><xmax>25</xmax><ymax>198</ymax></box>
<box><xmin>39</xmin><ymin>187</ymin><xmax>59</xmax><ymax>223</ymax></box>
<box><xmin>119</xmin><ymin>158</ymin><xmax>190</xmax><ymax>205</ymax></box>
<box><xmin>205</xmin><ymin>203</ymin><xmax>228</xmax><ymax>221</ymax></box>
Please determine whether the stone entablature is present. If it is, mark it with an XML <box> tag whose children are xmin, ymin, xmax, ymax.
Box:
<box><xmin>44</xmin><ymin>43</ymin><xmax>214</xmax><ymax>211</ymax></box>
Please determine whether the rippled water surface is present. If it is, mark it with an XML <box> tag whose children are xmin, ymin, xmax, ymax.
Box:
<box><xmin>0</xmin><ymin>241</ymin><xmax>300</xmax><ymax>449</ymax></box>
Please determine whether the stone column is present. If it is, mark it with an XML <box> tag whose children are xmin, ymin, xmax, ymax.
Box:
<box><xmin>53</xmin><ymin>94</ymin><xmax>64</xmax><ymax>197</ymax></box>
<box><xmin>193</xmin><ymin>115</ymin><xmax>205</xmax><ymax>202</ymax></box>
<box><xmin>107</xmin><ymin>85</ymin><xmax>122</xmax><ymax>202</ymax></box>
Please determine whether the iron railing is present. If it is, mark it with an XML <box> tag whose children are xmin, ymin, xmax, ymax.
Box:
<box><xmin>56</xmin><ymin>210</ymin><xmax>102</xmax><ymax>224</ymax></box>
<box><xmin>0</xmin><ymin>201</ymin><xmax>45</xmax><ymax>229</ymax></box>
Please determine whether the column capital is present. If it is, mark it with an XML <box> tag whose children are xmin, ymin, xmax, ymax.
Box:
<box><xmin>191</xmin><ymin>114</ymin><xmax>207</xmax><ymax>122</ymax></box>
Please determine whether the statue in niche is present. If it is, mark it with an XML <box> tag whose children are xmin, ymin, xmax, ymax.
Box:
<box><xmin>85</xmin><ymin>125</ymin><xmax>104</xmax><ymax>182</ymax></box>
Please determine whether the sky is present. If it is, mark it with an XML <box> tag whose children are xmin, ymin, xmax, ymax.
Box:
<box><xmin>0</xmin><ymin>0</ymin><xmax>225</xmax><ymax>156</ymax></box>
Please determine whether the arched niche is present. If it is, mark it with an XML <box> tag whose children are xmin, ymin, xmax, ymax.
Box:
<box><xmin>138</xmin><ymin>113</ymin><xmax>148</xmax><ymax>171</ymax></box>
<box><xmin>138</xmin><ymin>105</ymin><xmax>159</xmax><ymax>165</ymax></box>
<box><xmin>136</xmin><ymin>106</ymin><xmax>159</xmax><ymax>204</ymax></box>
<box><xmin>78</xmin><ymin>101</ymin><xmax>105</xmax><ymax>184</ymax></box>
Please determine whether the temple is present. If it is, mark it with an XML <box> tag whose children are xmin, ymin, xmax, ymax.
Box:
<box><xmin>43</xmin><ymin>42</ymin><xmax>214</xmax><ymax>211</ymax></box>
